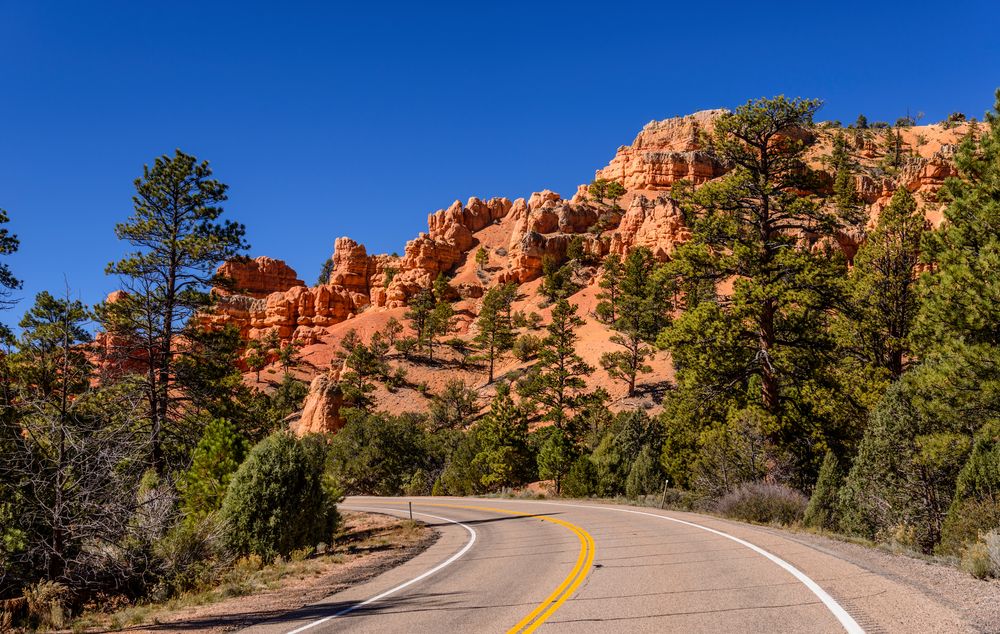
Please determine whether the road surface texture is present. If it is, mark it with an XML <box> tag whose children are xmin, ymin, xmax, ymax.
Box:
<box><xmin>240</xmin><ymin>496</ymin><xmax>985</xmax><ymax>633</ymax></box>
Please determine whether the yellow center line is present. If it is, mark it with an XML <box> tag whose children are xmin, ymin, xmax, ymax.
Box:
<box><xmin>408</xmin><ymin>502</ymin><xmax>595</xmax><ymax>633</ymax></box>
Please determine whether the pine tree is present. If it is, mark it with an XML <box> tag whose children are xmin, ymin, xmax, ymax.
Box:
<box><xmin>625</xmin><ymin>445</ymin><xmax>663</xmax><ymax>498</ymax></box>
<box><xmin>595</xmin><ymin>254</ymin><xmax>622</xmax><ymax>324</ymax></box>
<box><xmin>538</xmin><ymin>427</ymin><xmax>575</xmax><ymax>495</ymax></box>
<box><xmin>179</xmin><ymin>418</ymin><xmax>248</xmax><ymax>521</ymax></box>
<box><xmin>661</xmin><ymin>97</ymin><xmax>849</xmax><ymax>448</ymax></box>
<box><xmin>803</xmin><ymin>450</ymin><xmax>843</xmax><ymax>531</ymax></box>
<box><xmin>911</xmin><ymin>90</ymin><xmax>1000</xmax><ymax>428</ymax></box>
<box><xmin>473</xmin><ymin>283</ymin><xmax>516</xmax><ymax>383</ymax></box>
<box><xmin>599</xmin><ymin>247</ymin><xmax>670</xmax><ymax>396</ymax></box>
<box><xmin>517</xmin><ymin>299</ymin><xmax>593</xmax><ymax>428</ymax></box>
<box><xmin>838</xmin><ymin>188</ymin><xmax>924</xmax><ymax>377</ymax></box>
<box><xmin>0</xmin><ymin>209</ymin><xmax>21</xmax><ymax>320</ymax></box>
<box><xmin>404</xmin><ymin>287</ymin><xmax>435</xmax><ymax>355</ymax></box>
<box><xmin>100</xmin><ymin>150</ymin><xmax>248</xmax><ymax>473</ymax></box>
<box><xmin>473</xmin><ymin>384</ymin><xmax>530</xmax><ymax>490</ymax></box>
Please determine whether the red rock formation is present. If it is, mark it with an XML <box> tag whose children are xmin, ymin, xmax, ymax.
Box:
<box><xmin>596</xmin><ymin>110</ymin><xmax>729</xmax><ymax>190</ymax></box>
<box><xmin>609</xmin><ymin>195</ymin><xmax>689</xmax><ymax>260</ymax></box>
<box><xmin>291</xmin><ymin>373</ymin><xmax>346</xmax><ymax>434</ymax></box>
<box><xmin>216</xmin><ymin>256</ymin><xmax>304</xmax><ymax>298</ymax></box>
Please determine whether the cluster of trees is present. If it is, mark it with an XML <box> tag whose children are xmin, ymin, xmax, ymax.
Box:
<box><xmin>651</xmin><ymin>94</ymin><xmax>1000</xmax><ymax>567</ymax></box>
<box><xmin>0</xmin><ymin>151</ymin><xmax>335</xmax><ymax>621</ymax></box>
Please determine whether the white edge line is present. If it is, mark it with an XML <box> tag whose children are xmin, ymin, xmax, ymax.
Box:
<box><xmin>534</xmin><ymin>501</ymin><xmax>865</xmax><ymax>634</ymax></box>
<box><xmin>284</xmin><ymin>505</ymin><xmax>477</xmax><ymax>634</ymax></box>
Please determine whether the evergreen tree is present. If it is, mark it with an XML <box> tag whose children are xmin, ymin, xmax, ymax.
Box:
<box><xmin>245</xmin><ymin>343</ymin><xmax>267</xmax><ymax>383</ymax></box>
<box><xmin>317</xmin><ymin>258</ymin><xmax>334</xmax><ymax>284</ymax></box>
<box><xmin>220</xmin><ymin>432</ymin><xmax>339</xmax><ymax>559</ymax></box>
<box><xmin>599</xmin><ymin>247</ymin><xmax>670</xmax><ymax>396</ymax></box>
<box><xmin>404</xmin><ymin>287</ymin><xmax>435</xmax><ymax>355</ymax></box>
<box><xmin>428</xmin><ymin>379</ymin><xmax>480</xmax><ymax>430</ymax></box>
<box><xmin>538</xmin><ymin>427</ymin><xmax>575</xmax><ymax>494</ymax></box>
<box><xmin>178</xmin><ymin>418</ymin><xmax>247</xmax><ymax>521</ymax></box>
<box><xmin>625</xmin><ymin>445</ymin><xmax>663</xmax><ymax>498</ymax></box>
<box><xmin>517</xmin><ymin>299</ymin><xmax>593</xmax><ymax>428</ymax></box>
<box><xmin>911</xmin><ymin>90</ymin><xmax>1000</xmax><ymax>429</ymax></box>
<box><xmin>473</xmin><ymin>283</ymin><xmax>516</xmax><ymax>382</ymax></box>
<box><xmin>661</xmin><ymin>97</ymin><xmax>851</xmax><ymax>463</ymax></box>
<box><xmin>100</xmin><ymin>150</ymin><xmax>248</xmax><ymax>473</ymax></box>
<box><xmin>0</xmin><ymin>209</ymin><xmax>21</xmax><ymax>322</ymax></box>
<box><xmin>473</xmin><ymin>384</ymin><xmax>531</xmax><ymax>490</ymax></box>
<box><xmin>838</xmin><ymin>188</ymin><xmax>924</xmax><ymax>377</ymax></box>
<box><xmin>595</xmin><ymin>253</ymin><xmax>622</xmax><ymax>324</ymax></box>
<box><xmin>803</xmin><ymin>450</ymin><xmax>844</xmax><ymax>531</ymax></box>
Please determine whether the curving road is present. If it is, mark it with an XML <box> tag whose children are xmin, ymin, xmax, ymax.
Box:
<box><xmin>240</xmin><ymin>497</ymin><xmax>971</xmax><ymax>633</ymax></box>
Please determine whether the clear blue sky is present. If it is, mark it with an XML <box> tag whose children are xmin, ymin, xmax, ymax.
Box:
<box><xmin>2</xmin><ymin>0</ymin><xmax>998</xmax><ymax>317</ymax></box>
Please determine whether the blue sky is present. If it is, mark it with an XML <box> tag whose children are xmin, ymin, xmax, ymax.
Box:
<box><xmin>1</xmin><ymin>1</ymin><xmax>998</xmax><ymax>318</ymax></box>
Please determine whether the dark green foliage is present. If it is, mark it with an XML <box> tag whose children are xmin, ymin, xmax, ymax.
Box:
<box><xmin>317</xmin><ymin>258</ymin><xmax>334</xmax><ymax>284</ymax></box>
<box><xmin>537</xmin><ymin>427</ymin><xmax>575</xmax><ymax>494</ymax></box>
<box><xmin>599</xmin><ymin>247</ymin><xmax>670</xmax><ymax>396</ymax></box>
<box><xmin>940</xmin><ymin>420</ymin><xmax>1000</xmax><ymax>553</ymax></box>
<box><xmin>540</xmin><ymin>255</ymin><xmax>577</xmax><ymax>302</ymax></box>
<box><xmin>0</xmin><ymin>209</ymin><xmax>21</xmax><ymax>319</ymax></box>
<box><xmin>625</xmin><ymin>445</ymin><xmax>663</xmax><ymax>498</ymax></box>
<box><xmin>429</xmin><ymin>380</ymin><xmax>480</xmax><ymax>431</ymax></box>
<box><xmin>837</xmin><ymin>188</ymin><xmax>924</xmax><ymax>378</ymax></box>
<box><xmin>661</xmin><ymin>96</ymin><xmax>855</xmax><ymax>479</ymax></box>
<box><xmin>327</xmin><ymin>412</ymin><xmax>431</xmax><ymax>495</ymax></box>
<box><xmin>838</xmin><ymin>381</ymin><xmax>970</xmax><ymax>552</ymax></box>
<box><xmin>472</xmin><ymin>384</ymin><xmax>531</xmax><ymax>490</ymax></box>
<box><xmin>179</xmin><ymin>418</ymin><xmax>247</xmax><ymax>521</ymax></box>
<box><xmin>562</xmin><ymin>456</ymin><xmax>598</xmax><ymax>498</ymax></box>
<box><xmin>517</xmin><ymin>299</ymin><xmax>593</xmax><ymax>428</ymax></box>
<box><xmin>588</xmin><ymin>179</ymin><xmax>625</xmax><ymax>206</ymax></box>
<box><xmin>591</xmin><ymin>410</ymin><xmax>663</xmax><ymax>497</ymax></box>
<box><xmin>220</xmin><ymin>433</ymin><xmax>339</xmax><ymax>559</ymax></box>
<box><xmin>595</xmin><ymin>254</ymin><xmax>622</xmax><ymax>323</ymax></box>
<box><xmin>803</xmin><ymin>450</ymin><xmax>844</xmax><ymax>531</ymax></box>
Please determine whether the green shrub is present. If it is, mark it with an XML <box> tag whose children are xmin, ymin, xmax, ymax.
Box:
<box><xmin>939</xmin><ymin>499</ymin><xmax>1000</xmax><ymax>556</ymax></box>
<box><xmin>220</xmin><ymin>433</ymin><xmax>340</xmax><ymax>560</ymax></box>
<box><xmin>512</xmin><ymin>333</ymin><xmax>542</xmax><ymax>362</ymax></box>
<box><xmin>715</xmin><ymin>482</ymin><xmax>807</xmax><ymax>526</ymax></box>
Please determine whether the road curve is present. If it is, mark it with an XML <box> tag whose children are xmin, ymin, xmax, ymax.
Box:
<box><xmin>240</xmin><ymin>496</ymin><xmax>971</xmax><ymax>633</ymax></box>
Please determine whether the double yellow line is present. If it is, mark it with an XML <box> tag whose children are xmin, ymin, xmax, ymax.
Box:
<box><xmin>419</xmin><ymin>502</ymin><xmax>595</xmax><ymax>633</ymax></box>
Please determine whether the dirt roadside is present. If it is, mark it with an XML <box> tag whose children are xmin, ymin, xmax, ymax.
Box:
<box><xmin>84</xmin><ymin>512</ymin><xmax>436</xmax><ymax>633</ymax></box>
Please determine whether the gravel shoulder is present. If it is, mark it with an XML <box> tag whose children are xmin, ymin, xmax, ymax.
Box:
<box><xmin>752</xmin><ymin>523</ymin><xmax>1000</xmax><ymax>633</ymax></box>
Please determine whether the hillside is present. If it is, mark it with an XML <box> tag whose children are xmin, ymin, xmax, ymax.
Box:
<box><xmin>196</xmin><ymin>110</ymin><xmax>975</xmax><ymax>432</ymax></box>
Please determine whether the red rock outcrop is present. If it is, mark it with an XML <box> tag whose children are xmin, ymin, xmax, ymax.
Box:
<box><xmin>596</xmin><ymin>110</ymin><xmax>729</xmax><ymax>190</ymax></box>
<box><xmin>216</xmin><ymin>256</ymin><xmax>304</xmax><ymax>298</ymax></box>
<box><xmin>291</xmin><ymin>373</ymin><xmax>346</xmax><ymax>434</ymax></box>
<box><xmin>609</xmin><ymin>194</ymin><xmax>689</xmax><ymax>260</ymax></box>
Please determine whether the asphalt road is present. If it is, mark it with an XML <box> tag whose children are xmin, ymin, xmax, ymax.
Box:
<box><xmin>240</xmin><ymin>497</ymin><xmax>969</xmax><ymax>633</ymax></box>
